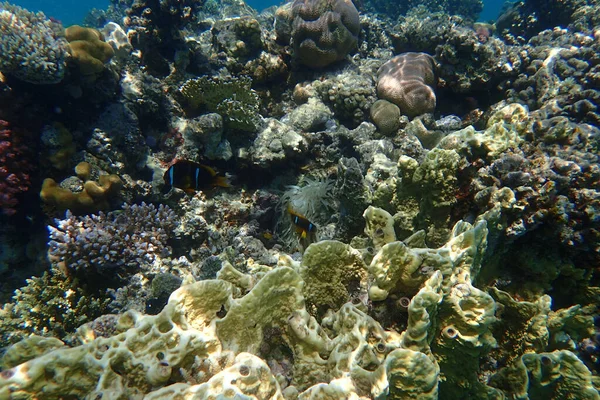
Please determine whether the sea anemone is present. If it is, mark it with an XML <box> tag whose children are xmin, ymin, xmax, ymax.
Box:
<box><xmin>276</xmin><ymin>177</ymin><xmax>336</xmax><ymax>251</ymax></box>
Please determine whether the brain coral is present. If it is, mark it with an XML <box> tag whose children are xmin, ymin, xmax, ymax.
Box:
<box><xmin>291</xmin><ymin>0</ymin><xmax>360</xmax><ymax>68</ymax></box>
<box><xmin>377</xmin><ymin>52</ymin><xmax>437</xmax><ymax>118</ymax></box>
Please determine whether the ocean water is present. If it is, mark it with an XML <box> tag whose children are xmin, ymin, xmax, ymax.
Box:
<box><xmin>11</xmin><ymin>0</ymin><xmax>508</xmax><ymax>26</ymax></box>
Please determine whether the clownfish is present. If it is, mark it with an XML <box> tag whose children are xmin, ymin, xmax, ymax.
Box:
<box><xmin>288</xmin><ymin>206</ymin><xmax>317</xmax><ymax>239</ymax></box>
<box><xmin>163</xmin><ymin>160</ymin><xmax>230</xmax><ymax>193</ymax></box>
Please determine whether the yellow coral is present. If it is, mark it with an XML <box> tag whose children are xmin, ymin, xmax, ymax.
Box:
<box><xmin>65</xmin><ymin>25</ymin><xmax>114</xmax><ymax>81</ymax></box>
<box><xmin>40</xmin><ymin>162</ymin><xmax>122</xmax><ymax>214</ymax></box>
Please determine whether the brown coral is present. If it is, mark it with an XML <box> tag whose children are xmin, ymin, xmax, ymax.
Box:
<box><xmin>65</xmin><ymin>25</ymin><xmax>114</xmax><ymax>82</ymax></box>
<box><xmin>377</xmin><ymin>52</ymin><xmax>437</xmax><ymax>118</ymax></box>
<box><xmin>291</xmin><ymin>0</ymin><xmax>360</xmax><ymax>68</ymax></box>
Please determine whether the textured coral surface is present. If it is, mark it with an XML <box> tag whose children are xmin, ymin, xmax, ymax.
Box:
<box><xmin>0</xmin><ymin>0</ymin><xmax>598</xmax><ymax>398</ymax></box>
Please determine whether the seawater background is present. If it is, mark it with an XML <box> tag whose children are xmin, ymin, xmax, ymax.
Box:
<box><xmin>11</xmin><ymin>0</ymin><xmax>509</xmax><ymax>28</ymax></box>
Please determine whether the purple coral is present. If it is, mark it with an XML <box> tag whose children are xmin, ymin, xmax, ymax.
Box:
<box><xmin>0</xmin><ymin>120</ymin><xmax>31</xmax><ymax>216</ymax></box>
<box><xmin>48</xmin><ymin>202</ymin><xmax>177</xmax><ymax>274</ymax></box>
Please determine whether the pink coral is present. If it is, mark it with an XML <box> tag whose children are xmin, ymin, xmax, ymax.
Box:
<box><xmin>0</xmin><ymin>120</ymin><xmax>31</xmax><ymax>215</ymax></box>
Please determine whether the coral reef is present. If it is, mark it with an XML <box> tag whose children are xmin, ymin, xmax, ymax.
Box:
<box><xmin>0</xmin><ymin>0</ymin><xmax>599</xmax><ymax>398</ymax></box>
<box><xmin>0</xmin><ymin>2</ymin><xmax>69</xmax><ymax>84</ymax></box>
<box><xmin>3</xmin><ymin>215</ymin><xmax>596</xmax><ymax>399</ymax></box>
<box><xmin>362</xmin><ymin>0</ymin><xmax>483</xmax><ymax>23</ymax></box>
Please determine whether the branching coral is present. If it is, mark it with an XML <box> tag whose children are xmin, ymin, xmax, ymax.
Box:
<box><xmin>0</xmin><ymin>2</ymin><xmax>69</xmax><ymax>83</ymax></box>
<box><xmin>47</xmin><ymin>202</ymin><xmax>177</xmax><ymax>275</ymax></box>
<box><xmin>0</xmin><ymin>266</ymin><xmax>110</xmax><ymax>347</ymax></box>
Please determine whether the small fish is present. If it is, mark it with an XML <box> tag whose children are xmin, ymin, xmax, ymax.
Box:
<box><xmin>288</xmin><ymin>206</ymin><xmax>317</xmax><ymax>239</ymax></box>
<box><xmin>164</xmin><ymin>160</ymin><xmax>230</xmax><ymax>193</ymax></box>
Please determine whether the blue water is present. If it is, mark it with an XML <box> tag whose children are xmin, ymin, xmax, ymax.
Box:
<box><xmin>10</xmin><ymin>0</ymin><xmax>507</xmax><ymax>27</ymax></box>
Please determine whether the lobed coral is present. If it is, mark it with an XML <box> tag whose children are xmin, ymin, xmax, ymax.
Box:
<box><xmin>2</xmin><ymin>213</ymin><xmax>596</xmax><ymax>398</ymax></box>
<box><xmin>40</xmin><ymin>162</ymin><xmax>123</xmax><ymax>214</ymax></box>
<box><xmin>47</xmin><ymin>202</ymin><xmax>177</xmax><ymax>276</ymax></box>
<box><xmin>65</xmin><ymin>25</ymin><xmax>115</xmax><ymax>83</ymax></box>
<box><xmin>0</xmin><ymin>2</ymin><xmax>69</xmax><ymax>84</ymax></box>
<box><xmin>290</xmin><ymin>0</ymin><xmax>360</xmax><ymax>68</ymax></box>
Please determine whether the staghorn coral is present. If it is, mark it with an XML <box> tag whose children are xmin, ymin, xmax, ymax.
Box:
<box><xmin>47</xmin><ymin>202</ymin><xmax>177</xmax><ymax>275</ymax></box>
<box><xmin>290</xmin><ymin>0</ymin><xmax>360</xmax><ymax>68</ymax></box>
<box><xmin>0</xmin><ymin>120</ymin><xmax>31</xmax><ymax>216</ymax></box>
<box><xmin>377</xmin><ymin>52</ymin><xmax>437</xmax><ymax>118</ymax></box>
<box><xmin>0</xmin><ymin>2</ymin><xmax>69</xmax><ymax>84</ymax></box>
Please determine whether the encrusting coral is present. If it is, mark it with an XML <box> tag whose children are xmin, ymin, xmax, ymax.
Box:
<box><xmin>2</xmin><ymin>207</ymin><xmax>595</xmax><ymax>399</ymax></box>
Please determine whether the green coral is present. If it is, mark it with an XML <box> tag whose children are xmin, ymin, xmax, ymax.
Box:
<box><xmin>1</xmin><ymin>211</ymin><xmax>598</xmax><ymax>399</ymax></box>
<box><xmin>0</xmin><ymin>267</ymin><xmax>110</xmax><ymax>347</ymax></box>
<box><xmin>491</xmin><ymin>350</ymin><xmax>600</xmax><ymax>399</ymax></box>
<box><xmin>180</xmin><ymin>75</ymin><xmax>261</xmax><ymax>132</ymax></box>
<box><xmin>299</xmin><ymin>240</ymin><xmax>367</xmax><ymax>318</ymax></box>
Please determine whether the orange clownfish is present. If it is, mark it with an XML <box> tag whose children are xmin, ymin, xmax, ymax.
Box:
<box><xmin>164</xmin><ymin>160</ymin><xmax>230</xmax><ymax>194</ymax></box>
<box><xmin>288</xmin><ymin>206</ymin><xmax>317</xmax><ymax>239</ymax></box>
